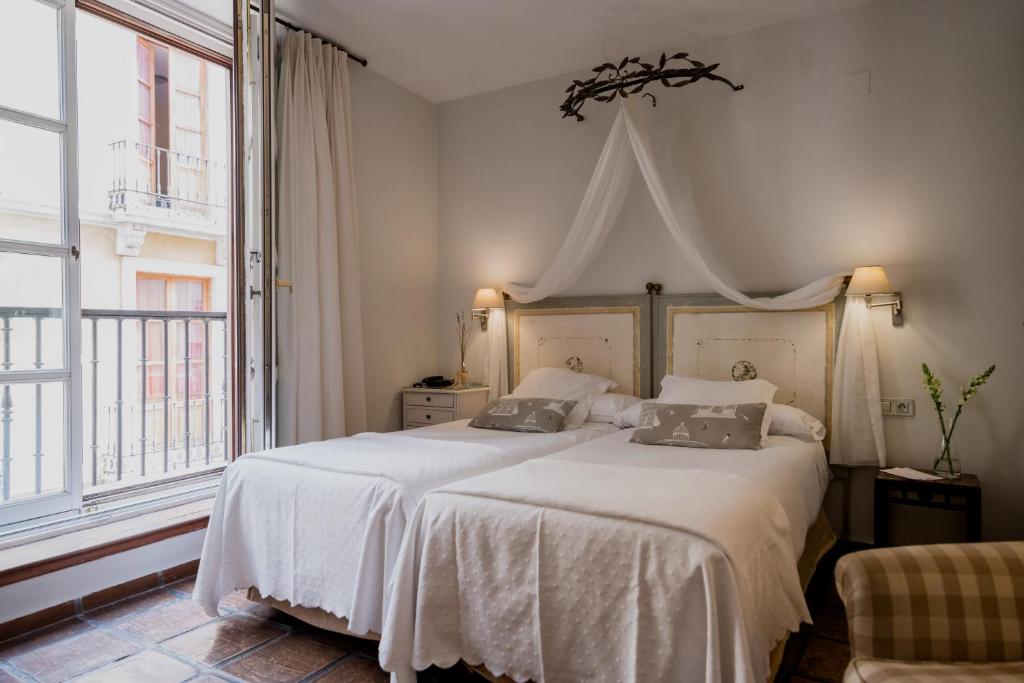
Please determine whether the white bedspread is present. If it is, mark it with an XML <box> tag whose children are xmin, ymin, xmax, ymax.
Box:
<box><xmin>193</xmin><ymin>420</ymin><xmax>617</xmax><ymax>635</ymax></box>
<box><xmin>379</xmin><ymin>431</ymin><xmax>829</xmax><ymax>683</ymax></box>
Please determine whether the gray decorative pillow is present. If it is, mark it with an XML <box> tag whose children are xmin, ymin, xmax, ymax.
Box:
<box><xmin>469</xmin><ymin>398</ymin><xmax>578</xmax><ymax>433</ymax></box>
<box><xmin>629</xmin><ymin>402</ymin><xmax>767</xmax><ymax>450</ymax></box>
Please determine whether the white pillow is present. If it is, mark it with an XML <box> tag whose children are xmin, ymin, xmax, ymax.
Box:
<box><xmin>658</xmin><ymin>375</ymin><xmax>778</xmax><ymax>405</ymax></box>
<box><xmin>613</xmin><ymin>399</ymin><xmax>650</xmax><ymax>428</ymax></box>
<box><xmin>656</xmin><ymin>375</ymin><xmax>778</xmax><ymax>444</ymax></box>
<box><xmin>511</xmin><ymin>367</ymin><xmax>617</xmax><ymax>429</ymax></box>
<box><xmin>587</xmin><ymin>393</ymin><xmax>642</xmax><ymax>424</ymax></box>
<box><xmin>767</xmin><ymin>404</ymin><xmax>826</xmax><ymax>442</ymax></box>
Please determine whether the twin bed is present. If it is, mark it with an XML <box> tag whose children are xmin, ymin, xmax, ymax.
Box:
<box><xmin>195</xmin><ymin>419</ymin><xmax>618</xmax><ymax>637</ymax></box>
<box><xmin>194</xmin><ymin>290</ymin><xmax>839</xmax><ymax>682</ymax></box>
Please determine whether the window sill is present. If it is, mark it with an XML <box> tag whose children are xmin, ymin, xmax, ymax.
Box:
<box><xmin>0</xmin><ymin>497</ymin><xmax>212</xmax><ymax>588</ymax></box>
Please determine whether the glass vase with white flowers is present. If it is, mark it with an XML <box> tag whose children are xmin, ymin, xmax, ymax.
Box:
<box><xmin>921</xmin><ymin>362</ymin><xmax>995</xmax><ymax>479</ymax></box>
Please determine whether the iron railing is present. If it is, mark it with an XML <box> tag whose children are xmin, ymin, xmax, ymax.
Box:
<box><xmin>108</xmin><ymin>140</ymin><xmax>228</xmax><ymax>221</ymax></box>
<box><xmin>0</xmin><ymin>307</ymin><xmax>229</xmax><ymax>503</ymax></box>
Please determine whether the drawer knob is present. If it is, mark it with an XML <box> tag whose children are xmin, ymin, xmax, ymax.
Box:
<box><xmin>426</xmin><ymin>414</ymin><xmax>431</xmax><ymax>420</ymax></box>
<box><xmin>426</xmin><ymin>396</ymin><xmax>431</xmax><ymax>402</ymax></box>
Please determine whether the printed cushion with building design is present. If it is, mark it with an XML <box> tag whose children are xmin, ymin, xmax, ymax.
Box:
<box><xmin>469</xmin><ymin>398</ymin><xmax>578</xmax><ymax>433</ymax></box>
<box><xmin>629</xmin><ymin>402</ymin><xmax>767</xmax><ymax>450</ymax></box>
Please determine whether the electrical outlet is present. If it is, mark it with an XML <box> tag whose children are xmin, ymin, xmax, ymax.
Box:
<box><xmin>881</xmin><ymin>398</ymin><xmax>915</xmax><ymax>417</ymax></box>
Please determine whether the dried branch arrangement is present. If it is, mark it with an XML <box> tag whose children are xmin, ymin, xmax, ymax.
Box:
<box><xmin>455</xmin><ymin>311</ymin><xmax>469</xmax><ymax>367</ymax></box>
<box><xmin>560</xmin><ymin>52</ymin><xmax>743</xmax><ymax>122</ymax></box>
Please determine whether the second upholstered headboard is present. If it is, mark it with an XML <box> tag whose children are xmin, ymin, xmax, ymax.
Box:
<box><xmin>653</xmin><ymin>292</ymin><xmax>843</xmax><ymax>444</ymax></box>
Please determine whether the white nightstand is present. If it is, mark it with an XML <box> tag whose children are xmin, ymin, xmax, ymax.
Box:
<box><xmin>402</xmin><ymin>386</ymin><xmax>490</xmax><ymax>430</ymax></box>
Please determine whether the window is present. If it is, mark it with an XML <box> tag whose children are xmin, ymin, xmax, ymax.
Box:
<box><xmin>0</xmin><ymin>0</ymin><xmax>80</xmax><ymax>525</ymax></box>
<box><xmin>133</xmin><ymin>39</ymin><xmax>210</xmax><ymax>211</ymax></box>
<box><xmin>136</xmin><ymin>274</ymin><xmax>211</xmax><ymax>399</ymax></box>
<box><xmin>171</xmin><ymin>50</ymin><xmax>207</xmax><ymax>205</ymax></box>
<box><xmin>0</xmin><ymin>0</ymin><xmax>235</xmax><ymax>529</ymax></box>
<box><xmin>136</xmin><ymin>38</ymin><xmax>158</xmax><ymax>193</ymax></box>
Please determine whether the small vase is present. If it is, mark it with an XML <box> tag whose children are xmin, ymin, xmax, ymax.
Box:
<box><xmin>932</xmin><ymin>435</ymin><xmax>961</xmax><ymax>479</ymax></box>
<box><xmin>454</xmin><ymin>361</ymin><xmax>470</xmax><ymax>389</ymax></box>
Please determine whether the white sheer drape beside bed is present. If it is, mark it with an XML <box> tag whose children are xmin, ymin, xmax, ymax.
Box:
<box><xmin>276</xmin><ymin>31</ymin><xmax>367</xmax><ymax>444</ymax></box>
<box><xmin>502</xmin><ymin>101</ymin><xmax>884</xmax><ymax>465</ymax></box>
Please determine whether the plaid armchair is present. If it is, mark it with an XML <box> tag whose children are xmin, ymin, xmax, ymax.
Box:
<box><xmin>835</xmin><ymin>542</ymin><xmax>1024</xmax><ymax>682</ymax></box>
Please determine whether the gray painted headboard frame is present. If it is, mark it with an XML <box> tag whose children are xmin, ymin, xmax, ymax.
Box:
<box><xmin>503</xmin><ymin>285</ymin><xmax>845</xmax><ymax>406</ymax></box>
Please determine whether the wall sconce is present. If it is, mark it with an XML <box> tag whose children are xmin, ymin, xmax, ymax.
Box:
<box><xmin>847</xmin><ymin>266</ymin><xmax>903</xmax><ymax>326</ymax></box>
<box><xmin>472</xmin><ymin>288</ymin><xmax>502</xmax><ymax>331</ymax></box>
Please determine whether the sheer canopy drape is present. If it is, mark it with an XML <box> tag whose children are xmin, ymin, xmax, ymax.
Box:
<box><xmin>504</xmin><ymin>101</ymin><xmax>884</xmax><ymax>465</ymax></box>
<box><xmin>276</xmin><ymin>30</ymin><xmax>367</xmax><ymax>445</ymax></box>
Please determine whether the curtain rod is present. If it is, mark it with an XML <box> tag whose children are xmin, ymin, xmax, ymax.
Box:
<box><xmin>248</xmin><ymin>3</ymin><xmax>368</xmax><ymax>67</ymax></box>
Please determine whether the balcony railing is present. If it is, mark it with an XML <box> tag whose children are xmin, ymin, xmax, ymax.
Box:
<box><xmin>108</xmin><ymin>140</ymin><xmax>228</xmax><ymax>224</ymax></box>
<box><xmin>0</xmin><ymin>307</ymin><xmax>229</xmax><ymax>504</ymax></box>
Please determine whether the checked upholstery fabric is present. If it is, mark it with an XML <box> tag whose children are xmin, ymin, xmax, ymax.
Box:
<box><xmin>835</xmin><ymin>542</ymin><xmax>1024</xmax><ymax>682</ymax></box>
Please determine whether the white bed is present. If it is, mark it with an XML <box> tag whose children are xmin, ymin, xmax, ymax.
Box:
<box><xmin>193</xmin><ymin>419</ymin><xmax>619</xmax><ymax>636</ymax></box>
<box><xmin>379</xmin><ymin>429</ymin><xmax>830</xmax><ymax>683</ymax></box>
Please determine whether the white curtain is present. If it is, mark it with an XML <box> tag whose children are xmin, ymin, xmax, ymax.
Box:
<box><xmin>276</xmin><ymin>31</ymin><xmax>367</xmax><ymax>445</ymax></box>
<box><xmin>503</xmin><ymin>112</ymin><xmax>635</xmax><ymax>304</ymax></box>
<box><xmin>829</xmin><ymin>298</ymin><xmax>886</xmax><ymax>466</ymax></box>
<box><xmin>503</xmin><ymin>100</ymin><xmax>884</xmax><ymax>464</ymax></box>
<box><xmin>485</xmin><ymin>308</ymin><xmax>509</xmax><ymax>400</ymax></box>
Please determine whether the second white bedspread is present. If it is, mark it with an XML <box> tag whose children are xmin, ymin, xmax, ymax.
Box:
<box><xmin>380</xmin><ymin>457</ymin><xmax>810</xmax><ymax>683</ymax></box>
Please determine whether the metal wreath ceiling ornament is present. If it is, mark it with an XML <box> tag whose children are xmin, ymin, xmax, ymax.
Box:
<box><xmin>560</xmin><ymin>52</ymin><xmax>743</xmax><ymax>121</ymax></box>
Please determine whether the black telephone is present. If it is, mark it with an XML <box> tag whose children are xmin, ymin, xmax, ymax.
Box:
<box><xmin>415</xmin><ymin>375</ymin><xmax>454</xmax><ymax>388</ymax></box>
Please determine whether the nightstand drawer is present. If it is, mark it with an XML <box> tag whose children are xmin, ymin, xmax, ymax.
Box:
<box><xmin>405</xmin><ymin>392</ymin><xmax>456</xmax><ymax>409</ymax></box>
<box><xmin>404</xmin><ymin>407</ymin><xmax>455</xmax><ymax>425</ymax></box>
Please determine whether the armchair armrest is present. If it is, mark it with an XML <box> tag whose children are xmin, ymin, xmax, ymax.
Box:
<box><xmin>835</xmin><ymin>542</ymin><xmax>1024</xmax><ymax>663</ymax></box>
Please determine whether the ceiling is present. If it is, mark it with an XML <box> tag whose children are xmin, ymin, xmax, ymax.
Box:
<box><xmin>181</xmin><ymin>0</ymin><xmax>867</xmax><ymax>103</ymax></box>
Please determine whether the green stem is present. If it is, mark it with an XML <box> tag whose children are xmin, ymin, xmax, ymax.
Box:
<box><xmin>933</xmin><ymin>403</ymin><xmax>949</xmax><ymax>446</ymax></box>
<box><xmin>943</xmin><ymin>405</ymin><xmax>964</xmax><ymax>458</ymax></box>
<box><xmin>948</xmin><ymin>404</ymin><xmax>964</xmax><ymax>436</ymax></box>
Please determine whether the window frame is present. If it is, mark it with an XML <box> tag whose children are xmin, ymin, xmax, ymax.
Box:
<box><xmin>1</xmin><ymin>0</ymin><xmax>238</xmax><ymax>536</ymax></box>
<box><xmin>0</xmin><ymin>0</ymin><xmax>83</xmax><ymax>526</ymax></box>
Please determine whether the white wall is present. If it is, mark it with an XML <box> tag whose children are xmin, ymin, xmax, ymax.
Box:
<box><xmin>349</xmin><ymin>66</ymin><xmax>439</xmax><ymax>432</ymax></box>
<box><xmin>437</xmin><ymin>0</ymin><xmax>1024</xmax><ymax>540</ymax></box>
<box><xmin>0</xmin><ymin>530</ymin><xmax>205</xmax><ymax>623</ymax></box>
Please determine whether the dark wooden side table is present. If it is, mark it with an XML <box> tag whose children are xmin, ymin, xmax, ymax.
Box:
<box><xmin>874</xmin><ymin>469</ymin><xmax>982</xmax><ymax>546</ymax></box>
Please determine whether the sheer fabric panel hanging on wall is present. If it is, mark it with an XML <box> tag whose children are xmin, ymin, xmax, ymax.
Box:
<box><xmin>502</xmin><ymin>101</ymin><xmax>884</xmax><ymax>464</ymax></box>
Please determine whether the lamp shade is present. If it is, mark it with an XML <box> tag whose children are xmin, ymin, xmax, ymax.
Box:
<box><xmin>472</xmin><ymin>288</ymin><xmax>502</xmax><ymax>309</ymax></box>
<box><xmin>847</xmin><ymin>266</ymin><xmax>893</xmax><ymax>295</ymax></box>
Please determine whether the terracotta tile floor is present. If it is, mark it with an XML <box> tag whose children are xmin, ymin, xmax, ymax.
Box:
<box><xmin>0</xmin><ymin>562</ymin><xmax>852</xmax><ymax>683</ymax></box>
<box><xmin>0</xmin><ymin>579</ymin><xmax>476</xmax><ymax>683</ymax></box>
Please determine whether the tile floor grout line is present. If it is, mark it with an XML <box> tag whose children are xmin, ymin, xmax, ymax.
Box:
<box><xmin>304</xmin><ymin>652</ymin><xmax>377</xmax><ymax>683</ymax></box>
<box><xmin>103</xmin><ymin>605</ymin><xmax>232</xmax><ymax>646</ymax></box>
<box><xmin>202</xmin><ymin>621</ymin><xmax>293</xmax><ymax>672</ymax></box>
<box><xmin>293</xmin><ymin>650</ymin><xmax>356</xmax><ymax>683</ymax></box>
<box><xmin>0</xmin><ymin>658</ymin><xmax>45</xmax><ymax>683</ymax></box>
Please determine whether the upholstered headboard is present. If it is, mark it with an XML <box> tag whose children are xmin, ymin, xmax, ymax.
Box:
<box><xmin>505</xmin><ymin>294</ymin><xmax>653</xmax><ymax>398</ymax></box>
<box><xmin>501</xmin><ymin>287</ymin><xmax>841</xmax><ymax>418</ymax></box>
<box><xmin>654</xmin><ymin>293</ymin><xmax>843</xmax><ymax>443</ymax></box>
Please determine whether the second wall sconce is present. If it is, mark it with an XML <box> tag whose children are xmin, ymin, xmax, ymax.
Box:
<box><xmin>472</xmin><ymin>288</ymin><xmax>503</xmax><ymax>331</ymax></box>
<box><xmin>847</xmin><ymin>265</ymin><xmax>903</xmax><ymax>326</ymax></box>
